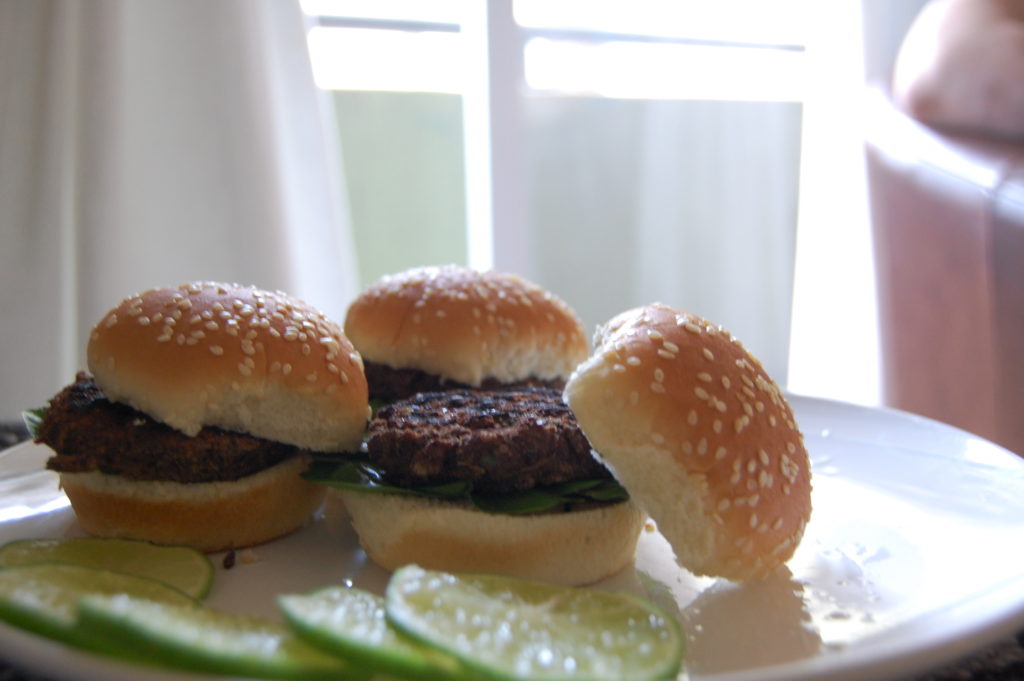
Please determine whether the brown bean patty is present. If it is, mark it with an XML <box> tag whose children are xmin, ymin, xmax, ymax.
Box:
<box><xmin>38</xmin><ymin>373</ymin><xmax>303</xmax><ymax>483</ymax></box>
<box><xmin>366</xmin><ymin>387</ymin><xmax>612</xmax><ymax>494</ymax></box>
<box><xmin>363</xmin><ymin>360</ymin><xmax>564</xmax><ymax>403</ymax></box>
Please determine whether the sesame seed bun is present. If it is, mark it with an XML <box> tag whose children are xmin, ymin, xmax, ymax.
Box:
<box><xmin>336</xmin><ymin>490</ymin><xmax>647</xmax><ymax>586</ymax></box>
<box><xmin>344</xmin><ymin>265</ymin><xmax>589</xmax><ymax>389</ymax></box>
<box><xmin>563</xmin><ymin>304</ymin><xmax>812</xmax><ymax>581</ymax></box>
<box><xmin>58</xmin><ymin>456</ymin><xmax>325</xmax><ymax>553</ymax></box>
<box><xmin>88</xmin><ymin>282</ymin><xmax>370</xmax><ymax>453</ymax></box>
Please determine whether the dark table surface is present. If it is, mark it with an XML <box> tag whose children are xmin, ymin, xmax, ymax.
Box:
<box><xmin>1</xmin><ymin>422</ymin><xmax>1022</xmax><ymax>681</ymax></box>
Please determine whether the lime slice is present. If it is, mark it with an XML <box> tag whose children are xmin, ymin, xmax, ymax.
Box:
<box><xmin>0</xmin><ymin>538</ymin><xmax>214</xmax><ymax>599</ymax></box>
<box><xmin>280</xmin><ymin>585</ymin><xmax>466</xmax><ymax>680</ymax></box>
<box><xmin>386</xmin><ymin>565</ymin><xmax>684</xmax><ymax>681</ymax></box>
<box><xmin>77</xmin><ymin>593</ymin><xmax>363</xmax><ymax>681</ymax></box>
<box><xmin>0</xmin><ymin>564</ymin><xmax>195</xmax><ymax>650</ymax></box>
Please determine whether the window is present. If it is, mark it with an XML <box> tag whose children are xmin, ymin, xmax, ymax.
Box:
<box><xmin>303</xmin><ymin>0</ymin><xmax>808</xmax><ymax>100</ymax></box>
<box><xmin>301</xmin><ymin>0</ymin><xmax>812</xmax><ymax>386</ymax></box>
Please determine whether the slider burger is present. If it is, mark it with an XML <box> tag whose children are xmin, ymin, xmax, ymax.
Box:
<box><xmin>343</xmin><ymin>264</ymin><xmax>591</xmax><ymax>402</ymax></box>
<box><xmin>564</xmin><ymin>304</ymin><xmax>813</xmax><ymax>581</ymax></box>
<box><xmin>32</xmin><ymin>282</ymin><xmax>370</xmax><ymax>552</ymax></box>
<box><xmin>307</xmin><ymin>265</ymin><xmax>647</xmax><ymax>586</ymax></box>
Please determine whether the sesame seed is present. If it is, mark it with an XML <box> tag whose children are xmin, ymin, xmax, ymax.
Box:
<box><xmin>657</xmin><ymin>349</ymin><xmax>675</xmax><ymax>359</ymax></box>
<box><xmin>282</xmin><ymin>363</ymin><xmax>292</xmax><ymax>376</ymax></box>
<box><xmin>104</xmin><ymin>314</ymin><xmax>118</xmax><ymax>328</ymax></box>
<box><xmin>750</xmin><ymin>513</ymin><xmax>759</xmax><ymax>528</ymax></box>
<box><xmin>654</xmin><ymin>368</ymin><xmax>665</xmax><ymax>382</ymax></box>
<box><xmin>663</xmin><ymin>340</ymin><xmax>680</xmax><ymax>353</ymax></box>
<box><xmin>138</xmin><ymin>316</ymin><xmax>151</xmax><ymax>326</ymax></box>
<box><xmin>694</xmin><ymin>387</ymin><xmax>709</xmax><ymax>400</ymax></box>
<box><xmin>759</xmin><ymin>449</ymin><xmax>771</xmax><ymax>465</ymax></box>
<box><xmin>713</xmin><ymin>419</ymin><xmax>723</xmax><ymax>434</ymax></box>
<box><xmin>722</xmin><ymin>376</ymin><xmax>732</xmax><ymax>389</ymax></box>
<box><xmin>650</xmin><ymin>382</ymin><xmax>666</xmax><ymax>394</ymax></box>
<box><xmin>684</xmin><ymin>322</ymin><xmax>702</xmax><ymax>334</ymax></box>
<box><xmin>697</xmin><ymin>372</ymin><xmax>712</xmax><ymax>383</ymax></box>
<box><xmin>702</xmin><ymin>348</ymin><xmax>715</xmax><ymax>361</ymax></box>
<box><xmin>715</xmin><ymin>446</ymin><xmax>728</xmax><ymax>460</ymax></box>
<box><xmin>687</xmin><ymin>410</ymin><xmax>698</xmax><ymax>426</ymax></box>
<box><xmin>238</xmin><ymin>363</ymin><xmax>252</xmax><ymax>376</ymax></box>
<box><xmin>682</xmin><ymin>441</ymin><xmax>694</xmax><ymax>455</ymax></box>
<box><xmin>306</xmin><ymin>372</ymin><xmax>317</xmax><ymax>382</ymax></box>
<box><xmin>697</xmin><ymin>438</ymin><xmax>708</xmax><ymax>455</ymax></box>
<box><xmin>626</xmin><ymin>356</ymin><xmax>641</xmax><ymax>366</ymax></box>
<box><xmin>613</xmin><ymin>363</ymin><xmax>626</xmax><ymax>373</ymax></box>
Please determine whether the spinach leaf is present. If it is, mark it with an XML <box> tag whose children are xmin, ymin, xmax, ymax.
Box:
<box><xmin>303</xmin><ymin>454</ymin><xmax>628</xmax><ymax>516</ymax></box>
<box><xmin>21</xmin><ymin>408</ymin><xmax>46</xmax><ymax>440</ymax></box>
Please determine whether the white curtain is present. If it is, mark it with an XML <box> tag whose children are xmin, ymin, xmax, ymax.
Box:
<box><xmin>0</xmin><ymin>0</ymin><xmax>359</xmax><ymax>420</ymax></box>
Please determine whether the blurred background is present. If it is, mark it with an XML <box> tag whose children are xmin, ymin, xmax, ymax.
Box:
<box><xmin>0</xmin><ymin>0</ymin><xmax>928</xmax><ymax>424</ymax></box>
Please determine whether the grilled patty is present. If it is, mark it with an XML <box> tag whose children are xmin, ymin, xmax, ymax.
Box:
<box><xmin>363</xmin><ymin>360</ymin><xmax>564</xmax><ymax>403</ymax></box>
<box><xmin>38</xmin><ymin>373</ymin><xmax>302</xmax><ymax>483</ymax></box>
<box><xmin>367</xmin><ymin>387</ymin><xmax>612</xmax><ymax>494</ymax></box>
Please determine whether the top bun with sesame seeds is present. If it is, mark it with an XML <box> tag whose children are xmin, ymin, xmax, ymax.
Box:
<box><xmin>344</xmin><ymin>265</ymin><xmax>590</xmax><ymax>402</ymax></box>
<box><xmin>87</xmin><ymin>282</ymin><xmax>370</xmax><ymax>452</ymax></box>
<box><xmin>563</xmin><ymin>303</ymin><xmax>812</xmax><ymax>581</ymax></box>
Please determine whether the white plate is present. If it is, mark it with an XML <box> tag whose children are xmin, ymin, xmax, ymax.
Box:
<box><xmin>1</xmin><ymin>395</ymin><xmax>1023</xmax><ymax>681</ymax></box>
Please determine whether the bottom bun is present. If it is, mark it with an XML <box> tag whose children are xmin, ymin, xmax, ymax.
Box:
<box><xmin>59</xmin><ymin>456</ymin><xmax>326</xmax><ymax>553</ymax></box>
<box><xmin>337</xmin><ymin>490</ymin><xmax>647</xmax><ymax>585</ymax></box>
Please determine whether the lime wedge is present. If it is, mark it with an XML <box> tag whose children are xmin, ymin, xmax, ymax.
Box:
<box><xmin>77</xmin><ymin>593</ymin><xmax>363</xmax><ymax>681</ymax></box>
<box><xmin>386</xmin><ymin>565</ymin><xmax>684</xmax><ymax>681</ymax></box>
<box><xmin>0</xmin><ymin>538</ymin><xmax>214</xmax><ymax>599</ymax></box>
<box><xmin>280</xmin><ymin>585</ymin><xmax>466</xmax><ymax>680</ymax></box>
<box><xmin>0</xmin><ymin>564</ymin><xmax>195</xmax><ymax>650</ymax></box>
